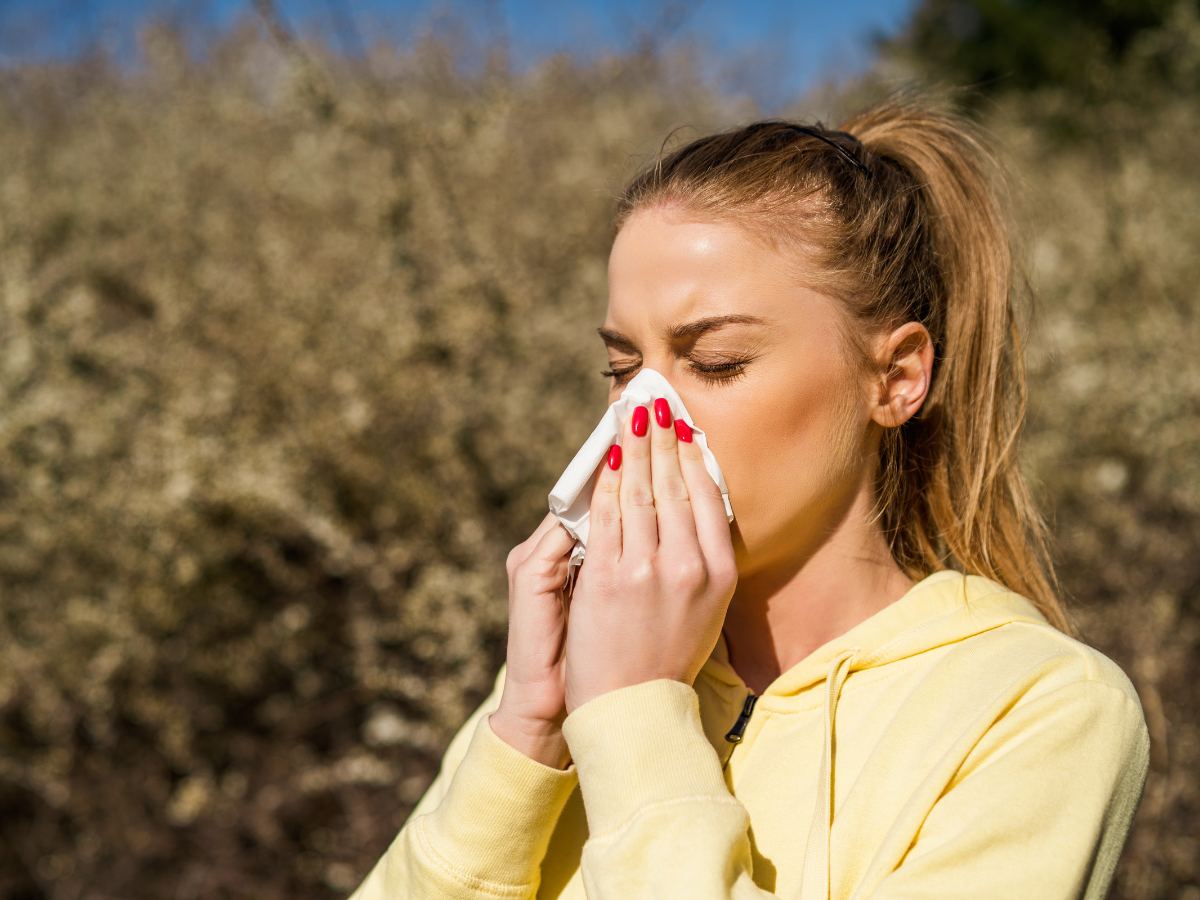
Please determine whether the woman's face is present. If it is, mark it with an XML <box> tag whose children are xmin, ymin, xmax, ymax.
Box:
<box><xmin>603</xmin><ymin>209</ymin><xmax>878</xmax><ymax>578</ymax></box>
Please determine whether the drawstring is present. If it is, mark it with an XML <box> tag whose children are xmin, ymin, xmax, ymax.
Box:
<box><xmin>799</xmin><ymin>648</ymin><xmax>857</xmax><ymax>900</ymax></box>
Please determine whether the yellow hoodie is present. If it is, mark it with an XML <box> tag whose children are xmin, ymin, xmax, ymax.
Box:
<box><xmin>351</xmin><ymin>571</ymin><xmax>1149</xmax><ymax>899</ymax></box>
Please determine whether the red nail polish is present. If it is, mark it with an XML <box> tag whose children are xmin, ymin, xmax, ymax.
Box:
<box><xmin>607</xmin><ymin>444</ymin><xmax>622</xmax><ymax>470</ymax></box>
<box><xmin>631</xmin><ymin>405</ymin><xmax>649</xmax><ymax>437</ymax></box>
<box><xmin>654</xmin><ymin>398</ymin><xmax>672</xmax><ymax>429</ymax></box>
<box><xmin>674</xmin><ymin>420</ymin><xmax>693</xmax><ymax>443</ymax></box>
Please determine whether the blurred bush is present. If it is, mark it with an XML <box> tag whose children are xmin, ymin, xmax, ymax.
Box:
<box><xmin>0</xmin><ymin>25</ymin><xmax>731</xmax><ymax>897</ymax></box>
<box><xmin>0</xmin><ymin>9</ymin><xmax>1196</xmax><ymax>900</ymax></box>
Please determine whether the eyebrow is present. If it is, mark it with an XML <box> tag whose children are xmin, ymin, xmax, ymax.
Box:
<box><xmin>597</xmin><ymin>327</ymin><xmax>638</xmax><ymax>349</ymax></box>
<box><xmin>667</xmin><ymin>314</ymin><xmax>767</xmax><ymax>341</ymax></box>
<box><xmin>598</xmin><ymin>315</ymin><xmax>767</xmax><ymax>349</ymax></box>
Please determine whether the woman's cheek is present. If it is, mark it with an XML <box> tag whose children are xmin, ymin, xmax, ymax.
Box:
<box><xmin>717</xmin><ymin>431</ymin><xmax>791</xmax><ymax>549</ymax></box>
<box><xmin>704</xmin><ymin>378</ymin><xmax>857</xmax><ymax>556</ymax></box>
<box><xmin>690</xmin><ymin>396</ymin><xmax>768</xmax><ymax>520</ymax></box>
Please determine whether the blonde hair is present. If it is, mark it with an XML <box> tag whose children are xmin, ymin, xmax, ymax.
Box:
<box><xmin>615</xmin><ymin>99</ymin><xmax>1071</xmax><ymax>633</ymax></box>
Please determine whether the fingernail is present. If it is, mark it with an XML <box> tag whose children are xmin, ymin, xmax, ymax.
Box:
<box><xmin>674</xmin><ymin>420</ymin><xmax>693</xmax><ymax>443</ymax></box>
<box><xmin>607</xmin><ymin>444</ymin><xmax>622</xmax><ymax>470</ymax></box>
<box><xmin>654</xmin><ymin>398</ymin><xmax>672</xmax><ymax>429</ymax></box>
<box><xmin>631</xmin><ymin>405</ymin><xmax>649</xmax><ymax>437</ymax></box>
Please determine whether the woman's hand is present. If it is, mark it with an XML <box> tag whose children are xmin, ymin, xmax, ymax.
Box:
<box><xmin>564</xmin><ymin>400</ymin><xmax>738</xmax><ymax>713</ymax></box>
<box><xmin>491</xmin><ymin>513</ymin><xmax>577</xmax><ymax>769</ymax></box>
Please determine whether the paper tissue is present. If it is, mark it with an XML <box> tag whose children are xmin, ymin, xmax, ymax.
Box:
<box><xmin>548</xmin><ymin>368</ymin><xmax>734</xmax><ymax>567</ymax></box>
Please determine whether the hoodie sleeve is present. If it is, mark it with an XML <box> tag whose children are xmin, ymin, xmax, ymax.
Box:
<box><xmin>867</xmin><ymin>674</ymin><xmax>1150</xmax><ymax>900</ymax></box>
<box><xmin>349</xmin><ymin>678</ymin><xmax>579</xmax><ymax>900</ymax></box>
<box><xmin>562</xmin><ymin>679</ymin><xmax>779</xmax><ymax>900</ymax></box>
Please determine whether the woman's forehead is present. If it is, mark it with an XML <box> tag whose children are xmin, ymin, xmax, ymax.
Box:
<box><xmin>605</xmin><ymin>211</ymin><xmax>823</xmax><ymax>338</ymax></box>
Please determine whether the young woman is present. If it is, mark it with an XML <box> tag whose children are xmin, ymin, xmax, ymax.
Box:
<box><xmin>352</xmin><ymin>100</ymin><xmax>1149</xmax><ymax>900</ymax></box>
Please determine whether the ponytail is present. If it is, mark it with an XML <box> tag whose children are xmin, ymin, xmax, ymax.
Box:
<box><xmin>617</xmin><ymin>98</ymin><xmax>1071</xmax><ymax>634</ymax></box>
<box><xmin>842</xmin><ymin>103</ymin><xmax>1069</xmax><ymax>633</ymax></box>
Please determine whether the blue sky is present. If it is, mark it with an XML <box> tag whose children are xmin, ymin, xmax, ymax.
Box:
<box><xmin>0</xmin><ymin>0</ymin><xmax>920</xmax><ymax>109</ymax></box>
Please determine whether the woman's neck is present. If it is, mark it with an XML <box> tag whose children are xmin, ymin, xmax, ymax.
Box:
<box><xmin>722</xmin><ymin>485</ymin><xmax>913</xmax><ymax>695</ymax></box>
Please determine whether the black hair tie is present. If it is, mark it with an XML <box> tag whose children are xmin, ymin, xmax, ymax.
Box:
<box><xmin>783</xmin><ymin>125</ymin><xmax>873</xmax><ymax>179</ymax></box>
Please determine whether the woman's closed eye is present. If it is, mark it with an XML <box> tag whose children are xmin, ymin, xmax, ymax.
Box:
<box><xmin>601</xmin><ymin>360</ymin><xmax>641</xmax><ymax>384</ymax></box>
<box><xmin>602</xmin><ymin>355</ymin><xmax>756</xmax><ymax>385</ymax></box>
<box><xmin>688</xmin><ymin>354</ymin><xmax>755</xmax><ymax>384</ymax></box>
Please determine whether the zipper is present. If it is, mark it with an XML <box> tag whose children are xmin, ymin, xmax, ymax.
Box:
<box><xmin>724</xmin><ymin>693</ymin><xmax>758</xmax><ymax>744</ymax></box>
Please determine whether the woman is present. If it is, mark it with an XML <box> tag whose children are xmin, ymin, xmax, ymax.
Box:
<box><xmin>351</xmin><ymin>100</ymin><xmax>1149</xmax><ymax>899</ymax></box>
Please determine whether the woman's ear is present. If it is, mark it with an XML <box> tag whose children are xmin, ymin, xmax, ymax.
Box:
<box><xmin>871</xmin><ymin>322</ymin><xmax>933</xmax><ymax>428</ymax></box>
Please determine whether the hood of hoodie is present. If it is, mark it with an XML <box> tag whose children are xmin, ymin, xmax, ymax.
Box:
<box><xmin>694</xmin><ymin>570</ymin><xmax>1050</xmax><ymax>757</ymax></box>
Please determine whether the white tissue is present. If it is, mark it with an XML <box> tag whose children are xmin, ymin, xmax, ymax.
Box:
<box><xmin>548</xmin><ymin>368</ymin><xmax>734</xmax><ymax>567</ymax></box>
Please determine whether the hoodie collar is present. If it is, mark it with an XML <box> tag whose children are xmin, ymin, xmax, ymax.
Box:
<box><xmin>700</xmin><ymin>570</ymin><xmax>1048</xmax><ymax>698</ymax></box>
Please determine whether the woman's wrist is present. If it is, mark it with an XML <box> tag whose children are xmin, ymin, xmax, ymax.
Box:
<box><xmin>488</xmin><ymin>708</ymin><xmax>571</xmax><ymax>770</ymax></box>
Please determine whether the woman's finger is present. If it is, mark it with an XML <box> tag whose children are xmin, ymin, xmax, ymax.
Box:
<box><xmin>587</xmin><ymin>442</ymin><xmax>624</xmax><ymax>565</ymax></box>
<box><xmin>530</xmin><ymin>521</ymin><xmax>577</xmax><ymax>595</ymax></box>
<box><xmin>675</xmin><ymin>421</ymin><xmax>735</xmax><ymax>567</ymax></box>
<box><xmin>649</xmin><ymin>399</ymin><xmax>702</xmax><ymax>555</ymax></box>
<box><xmin>512</xmin><ymin>519</ymin><xmax>576</xmax><ymax>597</ymax></box>
<box><xmin>618</xmin><ymin>404</ymin><xmax>659</xmax><ymax>556</ymax></box>
<box><xmin>508</xmin><ymin>511</ymin><xmax>566</xmax><ymax>577</ymax></box>
<box><xmin>533</xmin><ymin>519</ymin><xmax>578</xmax><ymax>568</ymax></box>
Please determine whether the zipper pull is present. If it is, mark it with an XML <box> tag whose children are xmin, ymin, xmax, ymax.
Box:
<box><xmin>724</xmin><ymin>694</ymin><xmax>758</xmax><ymax>744</ymax></box>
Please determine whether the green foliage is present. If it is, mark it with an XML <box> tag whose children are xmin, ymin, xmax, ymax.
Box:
<box><xmin>894</xmin><ymin>0</ymin><xmax>1197</xmax><ymax>96</ymax></box>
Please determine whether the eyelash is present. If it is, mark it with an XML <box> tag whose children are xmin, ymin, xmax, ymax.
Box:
<box><xmin>601</xmin><ymin>359</ymin><xmax>750</xmax><ymax>385</ymax></box>
<box><xmin>690</xmin><ymin>360</ymin><xmax>749</xmax><ymax>382</ymax></box>
<box><xmin>600</xmin><ymin>365</ymin><xmax>640</xmax><ymax>384</ymax></box>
